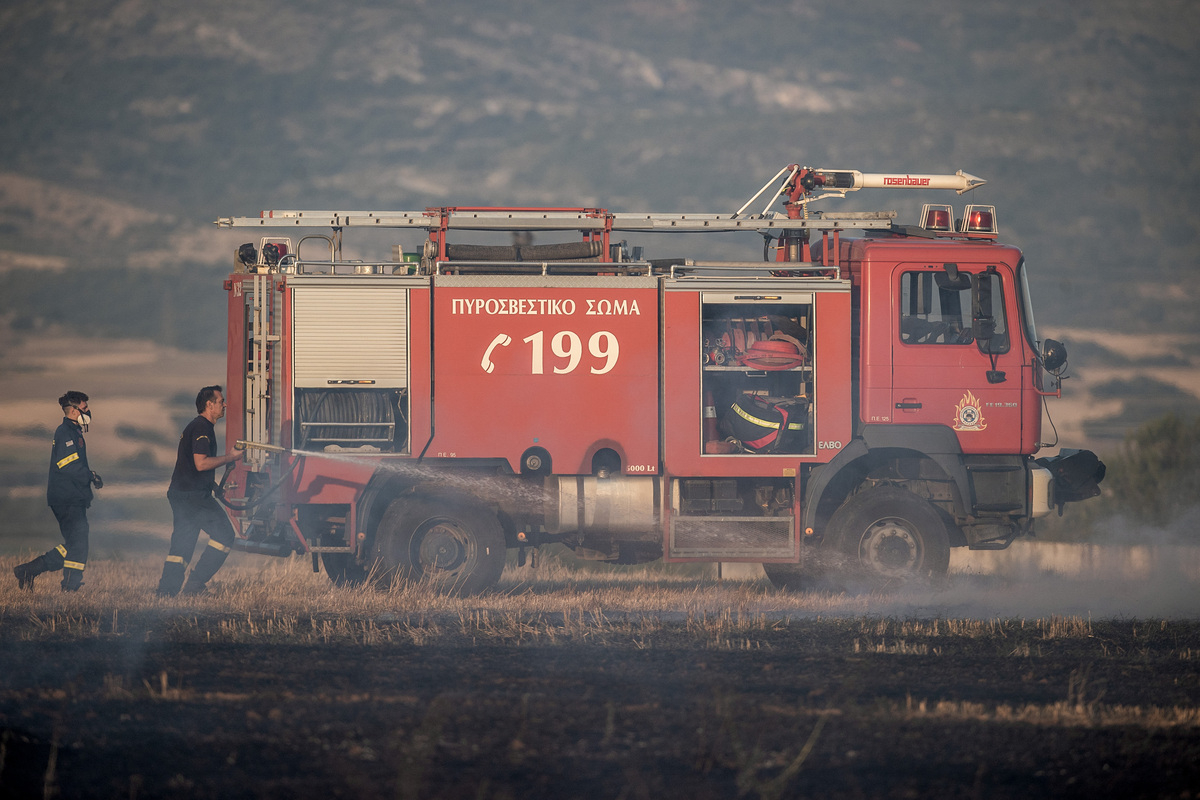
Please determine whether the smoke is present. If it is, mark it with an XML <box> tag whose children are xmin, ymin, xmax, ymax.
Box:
<box><xmin>852</xmin><ymin>536</ymin><xmax>1200</xmax><ymax>621</ymax></box>
<box><xmin>1088</xmin><ymin>506</ymin><xmax>1200</xmax><ymax>546</ymax></box>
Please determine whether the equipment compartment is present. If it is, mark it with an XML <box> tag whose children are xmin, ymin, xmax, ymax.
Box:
<box><xmin>294</xmin><ymin>388</ymin><xmax>408</xmax><ymax>452</ymax></box>
<box><xmin>700</xmin><ymin>293</ymin><xmax>815</xmax><ymax>456</ymax></box>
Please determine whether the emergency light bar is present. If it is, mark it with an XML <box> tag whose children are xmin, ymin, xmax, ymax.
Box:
<box><xmin>918</xmin><ymin>203</ymin><xmax>999</xmax><ymax>236</ymax></box>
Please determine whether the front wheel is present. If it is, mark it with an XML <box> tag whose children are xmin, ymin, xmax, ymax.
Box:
<box><xmin>372</xmin><ymin>494</ymin><xmax>506</xmax><ymax>595</ymax></box>
<box><xmin>826</xmin><ymin>486</ymin><xmax>951</xmax><ymax>585</ymax></box>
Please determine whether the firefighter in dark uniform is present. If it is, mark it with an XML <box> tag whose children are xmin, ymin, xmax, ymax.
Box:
<box><xmin>13</xmin><ymin>391</ymin><xmax>102</xmax><ymax>591</ymax></box>
<box><xmin>156</xmin><ymin>385</ymin><xmax>243</xmax><ymax>596</ymax></box>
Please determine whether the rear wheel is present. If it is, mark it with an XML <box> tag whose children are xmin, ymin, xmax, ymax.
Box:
<box><xmin>322</xmin><ymin>553</ymin><xmax>369</xmax><ymax>587</ymax></box>
<box><xmin>372</xmin><ymin>494</ymin><xmax>506</xmax><ymax>595</ymax></box>
<box><xmin>827</xmin><ymin>486</ymin><xmax>951</xmax><ymax>585</ymax></box>
<box><xmin>762</xmin><ymin>562</ymin><xmax>806</xmax><ymax>591</ymax></box>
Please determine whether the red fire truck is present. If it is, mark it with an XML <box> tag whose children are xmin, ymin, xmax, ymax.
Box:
<box><xmin>214</xmin><ymin>165</ymin><xmax>1104</xmax><ymax>592</ymax></box>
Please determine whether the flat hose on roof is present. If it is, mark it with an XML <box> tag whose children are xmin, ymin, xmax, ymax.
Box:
<box><xmin>444</xmin><ymin>241</ymin><xmax>603</xmax><ymax>262</ymax></box>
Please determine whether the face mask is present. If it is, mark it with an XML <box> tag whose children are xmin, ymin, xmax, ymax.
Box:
<box><xmin>74</xmin><ymin>408</ymin><xmax>91</xmax><ymax>431</ymax></box>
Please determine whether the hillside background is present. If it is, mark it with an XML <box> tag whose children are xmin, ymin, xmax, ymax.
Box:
<box><xmin>1</xmin><ymin>0</ymin><xmax>1198</xmax><ymax>446</ymax></box>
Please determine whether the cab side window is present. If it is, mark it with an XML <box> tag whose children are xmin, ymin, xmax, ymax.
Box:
<box><xmin>900</xmin><ymin>270</ymin><xmax>1008</xmax><ymax>352</ymax></box>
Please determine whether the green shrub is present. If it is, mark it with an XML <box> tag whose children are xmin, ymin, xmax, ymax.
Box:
<box><xmin>1040</xmin><ymin>412</ymin><xmax>1200</xmax><ymax>541</ymax></box>
<box><xmin>1104</xmin><ymin>413</ymin><xmax>1200</xmax><ymax>529</ymax></box>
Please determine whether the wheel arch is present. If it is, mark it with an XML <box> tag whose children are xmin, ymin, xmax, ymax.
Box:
<box><xmin>355</xmin><ymin>470</ymin><xmax>432</xmax><ymax>553</ymax></box>
<box><xmin>803</xmin><ymin>425</ymin><xmax>971</xmax><ymax>542</ymax></box>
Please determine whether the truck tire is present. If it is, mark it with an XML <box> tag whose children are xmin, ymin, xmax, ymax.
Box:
<box><xmin>372</xmin><ymin>494</ymin><xmax>506</xmax><ymax>595</ymax></box>
<box><xmin>321</xmin><ymin>553</ymin><xmax>369</xmax><ymax>587</ymax></box>
<box><xmin>762</xmin><ymin>562</ymin><xmax>805</xmax><ymax>591</ymax></box>
<box><xmin>826</xmin><ymin>485</ymin><xmax>951</xmax><ymax>584</ymax></box>
<box><xmin>763</xmin><ymin>546</ymin><xmax>852</xmax><ymax>593</ymax></box>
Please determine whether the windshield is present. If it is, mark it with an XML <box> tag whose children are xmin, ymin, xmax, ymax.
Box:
<box><xmin>1016</xmin><ymin>257</ymin><xmax>1039</xmax><ymax>352</ymax></box>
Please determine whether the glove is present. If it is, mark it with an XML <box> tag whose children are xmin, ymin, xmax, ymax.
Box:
<box><xmin>90</xmin><ymin>471</ymin><xmax>103</xmax><ymax>489</ymax></box>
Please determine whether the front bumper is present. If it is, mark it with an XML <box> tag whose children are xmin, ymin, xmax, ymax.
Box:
<box><xmin>1034</xmin><ymin>449</ymin><xmax>1106</xmax><ymax>514</ymax></box>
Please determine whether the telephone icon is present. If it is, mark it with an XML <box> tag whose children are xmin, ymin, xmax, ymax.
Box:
<box><xmin>481</xmin><ymin>334</ymin><xmax>512</xmax><ymax>373</ymax></box>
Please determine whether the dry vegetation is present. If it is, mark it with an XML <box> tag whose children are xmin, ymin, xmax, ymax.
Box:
<box><xmin>1</xmin><ymin>556</ymin><xmax>868</xmax><ymax>648</ymax></box>
<box><xmin>2</xmin><ymin>555</ymin><xmax>1199</xmax><ymax>798</ymax></box>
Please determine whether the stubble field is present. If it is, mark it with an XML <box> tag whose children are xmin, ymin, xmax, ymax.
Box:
<box><xmin>2</xmin><ymin>554</ymin><xmax>1199</xmax><ymax>800</ymax></box>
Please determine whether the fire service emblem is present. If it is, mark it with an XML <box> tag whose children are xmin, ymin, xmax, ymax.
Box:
<box><xmin>952</xmin><ymin>390</ymin><xmax>987</xmax><ymax>432</ymax></box>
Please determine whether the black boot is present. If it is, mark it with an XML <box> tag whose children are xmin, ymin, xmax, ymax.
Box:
<box><xmin>157</xmin><ymin>559</ymin><xmax>187</xmax><ymax>597</ymax></box>
<box><xmin>181</xmin><ymin>544</ymin><xmax>229</xmax><ymax>595</ymax></box>
<box><xmin>14</xmin><ymin>561</ymin><xmax>40</xmax><ymax>590</ymax></box>
<box><xmin>61</xmin><ymin>567</ymin><xmax>84</xmax><ymax>592</ymax></box>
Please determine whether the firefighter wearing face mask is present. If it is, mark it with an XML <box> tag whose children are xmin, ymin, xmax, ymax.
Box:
<box><xmin>13</xmin><ymin>391</ymin><xmax>102</xmax><ymax>592</ymax></box>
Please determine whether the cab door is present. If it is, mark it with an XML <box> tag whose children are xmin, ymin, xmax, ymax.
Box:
<box><xmin>890</xmin><ymin>263</ymin><xmax>1024</xmax><ymax>454</ymax></box>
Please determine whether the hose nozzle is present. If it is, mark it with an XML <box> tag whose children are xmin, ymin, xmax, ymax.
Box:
<box><xmin>236</xmin><ymin>440</ymin><xmax>288</xmax><ymax>453</ymax></box>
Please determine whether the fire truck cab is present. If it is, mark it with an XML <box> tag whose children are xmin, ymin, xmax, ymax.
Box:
<box><xmin>214</xmin><ymin>166</ymin><xmax>1104</xmax><ymax>592</ymax></box>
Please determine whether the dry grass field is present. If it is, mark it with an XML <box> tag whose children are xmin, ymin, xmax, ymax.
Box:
<box><xmin>2</xmin><ymin>555</ymin><xmax>1199</xmax><ymax>799</ymax></box>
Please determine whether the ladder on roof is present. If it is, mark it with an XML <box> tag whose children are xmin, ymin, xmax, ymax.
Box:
<box><xmin>215</xmin><ymin>164</ymin><xmax>984</xmax><ymax>233</ymax></box>
<box><xmin>215</xmin><ymin>209</ymin><xmax>897</xmax><ymax>233</ymax></box>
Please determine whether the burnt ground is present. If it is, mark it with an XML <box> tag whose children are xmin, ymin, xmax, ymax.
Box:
<box><xmin>2</xmin><ymin>616</ymin><xmax>1199</xmax><ymax>800</ymax></box>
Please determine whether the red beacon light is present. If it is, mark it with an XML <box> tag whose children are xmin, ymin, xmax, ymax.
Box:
<box><xmin>961</xmin><ymin>204</ymin><xmax>998</xmax><ymax>236</ymax></box>
<box><xmin>920</xmin><ymin>204</ymin><xmax>954</xmax><ymax>232</ymax></box>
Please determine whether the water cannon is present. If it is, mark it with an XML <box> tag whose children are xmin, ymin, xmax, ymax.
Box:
<box><xmin>789</xmin><ymin>167</ymin><xmax>986</xmax><ymax>204</ymax></box>
<box><xmin>733</xmin><ymin>164</ymin><xmax>988</xmax><ymax>218</ymax></box>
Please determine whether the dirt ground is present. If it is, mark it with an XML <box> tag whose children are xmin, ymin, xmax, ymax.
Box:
<box><xmin>2</xmin><ymin>606</ymin><xmax>1199</xmax><ymax>800</ymax></box>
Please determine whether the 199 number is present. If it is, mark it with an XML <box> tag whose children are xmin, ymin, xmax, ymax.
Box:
<box><xmin>481</xmin><ymin>330</ymin><xmax>620</xmax><ymax>375</ymax></box>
